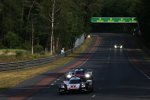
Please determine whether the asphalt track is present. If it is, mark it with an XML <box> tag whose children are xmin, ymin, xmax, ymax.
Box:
<box><xmin>1</xmin><ymin>33</ymin><xmax>150</xmax><ymax>100</ymax></box>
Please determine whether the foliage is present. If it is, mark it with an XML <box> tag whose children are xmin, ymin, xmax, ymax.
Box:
<box><xmin>34</xmin><ymin>44</ymin><xmax>43</xmax><ymax>53</ymax></box>
<box><xmin>0</xmin><ymin>0</ymin><xmax>101</xmax><ymax>53</ymax></box>
<box><xmin>137</xmin><ymin>0</ymin><xmax>150</xmax><ymax>47</ymax></box>
<box><xmin>0</xmin><ymin>0</ymin><xmax>150</xmax><ymax>52</ymax></box>
<box><xmin>16</xmin><ymin>50</ymin><xmax>24</xmax><ymax>57</ymax></box>
<box><xmin>3</xmin><ymin>31</ymin><xmax>21</xmax><ymax>48</ymax></box>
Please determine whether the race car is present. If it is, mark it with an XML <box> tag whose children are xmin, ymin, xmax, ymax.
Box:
<box><xmin>114</xmin><ymin>44</ymin><xmax>123</xmax><ymax>49</ymax></box>
<box><xmin>65</xmin><ymin>68</ymin><xmax>93</xmax><ymax>81</ymax></box>
<box><xmin>58</xmin><ymin>76</ymin><xmax>93</xmax><ymax>94</ymax></box>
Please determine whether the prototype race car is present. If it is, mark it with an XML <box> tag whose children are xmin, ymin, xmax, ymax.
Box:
<box><xmin>58</xmin><ymin>76</ymin><xmax>93</xmax><ymax>94</ymax></box>
<box><xmin>114</xmin><ymin>44</ymin><xmax>123</xmax><ymax>49</ymax></box>
<box><xmin>65</xmin><ymin>68</ymin><xmax>93</xmax><ymax>81</ymax></box>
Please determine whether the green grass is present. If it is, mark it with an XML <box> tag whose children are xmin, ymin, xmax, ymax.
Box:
<box><xmin>0</xmin><ymin>49</ymin><xmax>52</xmax><ymax>63</ymax></box>
<box><xmin>0</xmin><ymin>38</ymin><xmax>92</xmax><ymax>91</ymax></box>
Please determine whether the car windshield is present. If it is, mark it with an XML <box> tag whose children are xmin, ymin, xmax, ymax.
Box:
<box><xmin>75</xmin><ymin>71</ymin><xmax>84</xmax><ymax>75</ymax></box>
<box><xmin>69</xmin><ymin>79</ymin><xmax>81</xmax><ymax>84</ymax></box>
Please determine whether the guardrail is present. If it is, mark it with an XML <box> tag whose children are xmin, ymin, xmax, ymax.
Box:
<box><xmin>0</xmin><ymin>33</ymin><xmax>87</xmax><ymax>71</ymax></box>
<box><xmin>0</xmin><ymin>47</ymin><xmax>77</xmax><ymax>71</ymax></box>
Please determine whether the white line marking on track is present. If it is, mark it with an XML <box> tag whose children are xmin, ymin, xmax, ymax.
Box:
<box><xmin>77</xmin><ymin>56</ymin><xmax>89</xmax><ymax>68</ymax></box>
<box><xmin>54</xmin><ymin>80</ymin><xmax>57</xmax><ymax>83</ymax></box>
<box><xmin>107</xmin><ymin>48</ymin><xmax>112</xmax><ymax>63</ymax></box>
<box><xmin>81</xmin><ymin>58</ymin><xmax>88</xmax><ymax>66</ymax></box>
<box><xmin>126</xmin><ymin>50</ymin><xmax>150</xmax><ymax>80</ymax></box>
<box><xmin>50</xmin><ymin>83</ymin><xmax>54</xmax><ymax>86</ymax></box>
<box><xmin>57</xmin><ymin>78</ymin><xmax>60</xmax><ymax>81</ymax></box>
<box><xmin>92</xmin><ymin>94</ymin><xmax>96</xmax><ymax>98</ymax></box>
<box><xmin>134</xmin><ymin>66</ymin><xmax>150</xmax><ymax>79</ymax></box>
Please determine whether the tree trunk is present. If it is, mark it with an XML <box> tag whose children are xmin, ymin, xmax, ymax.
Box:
<box><xmin>50</xmin><ymin>0</ymin><xmax>55</xmax><ymax>55</ymax></box>
<box><xmin>27</xmin><ymin>0</ymin><xmax>36</xmax><ymax>20</ymax></box>
<box><xmin>31</xmin><ymin>20</ymin><xmax>34</xmax><ymax>55</ymax></box>
<box><xmin>56</xmin><ymin>37</ymin><xmax>60</xmax><ymax>51</ymax></box>
<box><xmin>21</xmin><ymin>0</ymin><xmax>25</xmax><ymax>33</ymax></box>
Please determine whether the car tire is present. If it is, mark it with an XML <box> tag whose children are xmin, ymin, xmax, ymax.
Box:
<box><xmin>58</xmin><ymin>89</ymin><xmax>64</xmax><ymax>95</ymax></box>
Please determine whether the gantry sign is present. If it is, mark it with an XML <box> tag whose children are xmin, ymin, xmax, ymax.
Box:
<box><xmin>91</xmin><ymin>17</ymin><xmax>138</xmax><ymax>23</ymax></box>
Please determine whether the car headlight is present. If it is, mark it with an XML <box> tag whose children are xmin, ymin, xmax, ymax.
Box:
<box><xmin>120</xmin><ymin>45</ymin><xmax>123</xmax><ymax>49</ymax></box>
<box><xmin>85</xmin><ymin>73</ymin><xmax>90</xmax><ymax>78</ymax></box>
<box><xmin>66</xmin><ymin>74</ymin><xmax>72</xmax><ymax>78</ymax></box>
<box><xmin>114</xmin><ymin>45</ymin><xmax>117</xmax><ymax>48</ymax></box>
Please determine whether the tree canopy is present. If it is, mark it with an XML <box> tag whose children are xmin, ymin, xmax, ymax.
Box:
<box><xmin>0</xmin><ymin>0</ymin><xmax>149</xmax><ymax>53</ymax></box>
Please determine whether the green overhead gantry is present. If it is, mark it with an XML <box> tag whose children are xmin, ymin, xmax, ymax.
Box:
<box><xmin>91</xmin><ymin>17</ymin><xmax>138</xmax><ymax>23</ymax></box>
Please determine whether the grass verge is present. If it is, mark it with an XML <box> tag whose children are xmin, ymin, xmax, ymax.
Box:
<box><xmin>0</xmin><ymin>38</ymin><xmax>92</xmax><ymax>91</ymax></box>
<box><xmin>0</xmin><ymin>51</ymin><xmax>52</xmax><ymax>63</ymax></box>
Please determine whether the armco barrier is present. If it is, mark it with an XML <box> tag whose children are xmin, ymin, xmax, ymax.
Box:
<box><xmin>0</xmin><ymin>33</ymin><xmax>86</xmax><ymax>71</ymax></box>
<box><xmin>0</xmin><ymin>47</ymin><xmax>77</xmax><ymax>71</ymax></box>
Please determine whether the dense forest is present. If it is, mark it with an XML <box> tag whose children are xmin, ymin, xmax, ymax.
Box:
<box><xmin>0</xmin><ymin>0</ymin><xmax>149</xmax><ymax>54</ymax></box>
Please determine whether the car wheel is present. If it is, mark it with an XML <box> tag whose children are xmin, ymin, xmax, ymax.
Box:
<box><xmin>58</xmin><ymin>89</ymin><xmax>64</xmax><ymax>95</ymax></box>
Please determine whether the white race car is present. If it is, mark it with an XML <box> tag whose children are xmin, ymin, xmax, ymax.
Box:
<box><xmin>58</xmin><ymin>77</ymin><xmax>93</xmax><ymax>94</ymax></box>
<box><xmin>65</xmin><ymin>68</ymin><xmax>93</xmax><ymax>81</ymax></box>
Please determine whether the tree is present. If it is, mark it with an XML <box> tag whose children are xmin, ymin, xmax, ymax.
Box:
<box><xmin>137</xmin><ymin>0</ymin><xmax>150</xmax><ymax>47</ymax></box>
<box><xmin>3</xmin><ymin>31</ymin><xmax>20</xmax><ymax>48</ymax></box>
<box><xmin>3</xmin><ymin>0</ymin><xmax>149</xmax><ymax>52</ymax></box>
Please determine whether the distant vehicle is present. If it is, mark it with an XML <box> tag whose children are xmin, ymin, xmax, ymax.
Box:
<box><xmin>65</xmin><ymin>68</ymin><xmax>93</xmax><ymax>81</ymax></box>
<box><xmin>58</xmin><ymin>76</ymin><xmax>93</xmax><ymax>94</ymax></box>
<box><xmin>114</xmin><ymin>44</ymin><xmax>123</xmax><ymax>49</ymax></box>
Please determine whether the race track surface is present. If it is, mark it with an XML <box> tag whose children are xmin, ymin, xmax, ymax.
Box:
<box><xmin>2</xmin><ymin>33</ymin><xmax>150</xmax><ymax>100</ymax></box>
